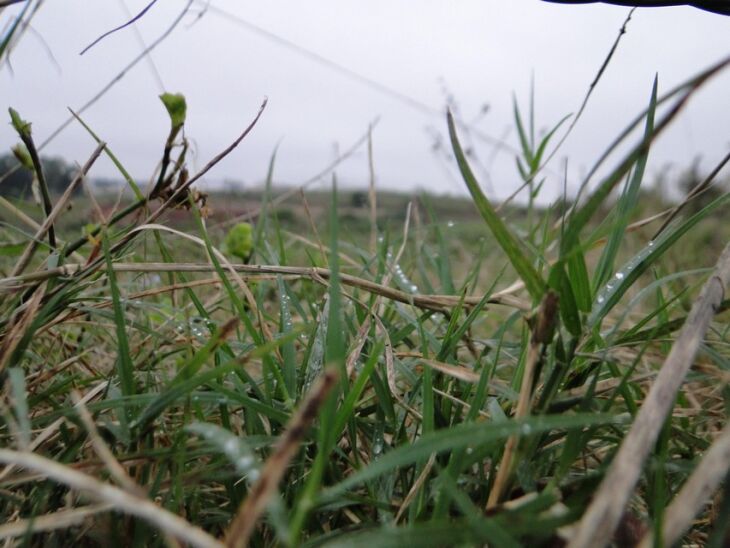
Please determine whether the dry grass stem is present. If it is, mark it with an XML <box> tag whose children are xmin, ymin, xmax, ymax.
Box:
<box><xmin>637</xmin><ymin>420</ymin><xmax>730</xmax><ymax>548</ymax></box>
<box><xmin>0</xmin><ymin>262</ymin><xmax>530</xmax><ymax>311</ymax></box>
<box><xmin>71</xmin><ymin>390</ymin><xmax>144</xmax><ymax>496</ymax></box>
<box><xmin>395</xmin><ymin>454</ymin><xmax>436</xmax><ymax>523</ymax></box>
<box><xmin>0</xmin><ymin>282</ymin><xmax>45</xmax><ymax>374</ymax></box>
<box><xmin>487</xmin><ymin>291</ymin><xmax>559</xmax><ymax>509</ymax></box>
<box><xmin>0</xmin><ymin>381</ymin><xmax>109</xmax><ymax>482</ymax></box>
<box><xmin>223</xmin><ymin>367</ymin><xmax>339</xmax><ymax>547</ymax></box>
<box><xmin>0</xmin><ymin>503</ymin><xmax>114</xmax><ymax>540</ymax></box>
<box><xmin>0</xmin><ymin>450</ymin><xmax>223</xmax><ymax>548</ymax></box>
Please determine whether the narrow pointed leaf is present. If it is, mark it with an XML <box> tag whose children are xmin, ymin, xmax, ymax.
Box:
<box><xmin>448</xmin><ymin>111</ymin><xmax>546</xmax><ymax>302</ymax></box>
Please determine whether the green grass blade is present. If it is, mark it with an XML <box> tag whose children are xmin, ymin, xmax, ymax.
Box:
<box><xmin>589</xmin><ymin>190</ymin><xmax>729</xmax><ymax>328</ymax></box>
<box><xmin>0</xmin><ymin>2</ymin><xmax>30</xmax><ymax>60</ymax></box>
<box><xmin>435</xmin><ymin>467</ymin><xmax>521</xmax><ymax>547</ymax></box>
<box><xmin>131</xmin><ymin>361</ymin><xmax>239</xmax><ymax>433</ymax></box>
<box><xmin>320</xmin><ymin>413</ymin><xmax>617</xmax><ymax>503</ymax></box>
<box><xmin>69</xmin><ymin>109</ymin><xmax>144</xmax><ymax>200</ymax></box>
<box><xmin>314</xmin><ymin>519</ymin><xmax>516</xmax><ymax>548</ymax></box>
<box><xmin>566</xmin><ymin>246</ymin><xmax>592</xmax><ymax>313</ymax></box>
<box><xmin>547</xmin><ymin>261</ymin><xmax>581</xmax><ymax>336</ymax></box>
<box><xmin>593</xmin><ymin>78</ymin><xmax>658</xmax><ymax>292</ymax></box>
<box><xmin>513</xmin><ymin>96</ymin><xmax>534</xmax><ymax>169</ymax></box>
<box><xmin>562</xmin><ymin>81</ymin><xmax>666</xmax><ymax>259</ymax></box>
<box><xmin>447</xmin><ymin>110</ymin><xmax>546</xmax><ymax>302</ymax></box>
<box><xmin>277</xmin><ymin>276</ymin><xmax>298</xmax><ymax>397</ymax></box>
<box><xmin>332</xmin><ymin>340</ymin><xmax>384</xmax><ymax>439</ymax></box>
<box><xmin>132</xmin><ymin>330</ymin><xmax>299</xmax><ymax>431</ymax></box>
<box><xmin>102</xmin><ymin>231</ymin><xmax>135</xmax><ymax>401</ymax></box>
<box><xmin>8</xmin><ymin>368</ymin><xmax>31</xmax><ymax>448</ymax></box>
<box><xmin>289</xmin><ymin>178</ymin><xmax>346</xmax><ymax>544</ymax></box>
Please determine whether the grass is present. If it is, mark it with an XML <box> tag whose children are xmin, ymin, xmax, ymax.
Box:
<box><xmin>1</xmin><ymin>11</ymin><xmax>730</xmax><ymax>548</ymax></box>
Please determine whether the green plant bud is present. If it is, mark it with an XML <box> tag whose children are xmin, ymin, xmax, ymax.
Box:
<box><xmin>11</xmin><ymin>143</ymin><xmax>33</xmax><ymax>169</ymax></box>
<box><xmin>8</xmin><ymin>107</ymin><xmax>31</xmax><ymax>138</ymax></box>
<box><xmin>159</xmin><ymin>92</ymin><xmax>187</xmax><ymax>129</ymax></box>
<box><xmin>225</xmin><ymin>222</ymin><xmax>254</xmax><ymax>261</ymax></box>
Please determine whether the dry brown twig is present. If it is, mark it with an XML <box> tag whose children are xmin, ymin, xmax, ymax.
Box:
<box><xmin>487</xmin><ymin>291</ymin><xmax>560</xmax><ymax>509</ymax></box>
<box><xmin>223</xmin><ymin>367</ymin><xmax>340</xmax><ymax>547</ymax></box>
<box><xmin>0</xmin><ymin>262</ymin><xmax>531</xmax><ymax>312</ymax></box>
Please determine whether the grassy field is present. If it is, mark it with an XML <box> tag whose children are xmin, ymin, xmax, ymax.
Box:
<box><xmin>2</xmin><ymin>8</ymin><xmax>730</xmax><ymax>548</ymax></box>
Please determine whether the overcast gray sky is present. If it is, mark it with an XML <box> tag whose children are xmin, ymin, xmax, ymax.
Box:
<box><xmin>2</xmin><ymin>0</ymin><xmax>729</xmax><ymax>201</ymax></box>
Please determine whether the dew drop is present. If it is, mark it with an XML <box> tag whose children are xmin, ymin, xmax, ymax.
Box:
<box><xmin>615</xmin><ymin>272</ymin><xmax>625</xmax><ymax>280</ymax></box>
<box><xmin>224</xmin><ymin>438</ymin><xmax>238</xmax><ymax>454</ymax></box>
<box><xmin>236</xmin><ymin>455</ymin><xmax>253</xmax><ymax>470</ymax></box>
<box><xmin>597</xmin><ymin>295</ymin><xmax>605</xmax><ymax>304</ymax></box>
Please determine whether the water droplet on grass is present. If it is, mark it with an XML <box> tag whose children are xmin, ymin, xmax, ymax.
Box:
<box><xmin>236</xmin><ymin>455</ymin><xmax>254</xmax><ymax>470</ymax></box>
<box><xmin>224</xmin><ymin>438</ymin><xmax>238</xmax><ymax>454</ymax></box>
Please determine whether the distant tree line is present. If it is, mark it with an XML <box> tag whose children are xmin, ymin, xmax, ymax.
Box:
<box><xmin>0</xmin><ymin>153</ymin><xmax>77</xmax><ymax>198</ymax></box>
